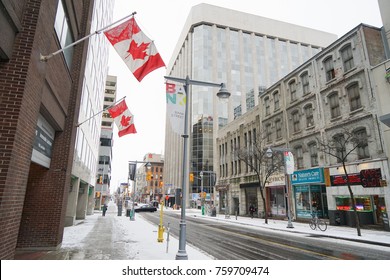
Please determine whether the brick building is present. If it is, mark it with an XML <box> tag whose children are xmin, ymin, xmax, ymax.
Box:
<box><xmin>0</xmin><ymin>0</ymin><xmax>94</xmax><ymax>259</ymax></box>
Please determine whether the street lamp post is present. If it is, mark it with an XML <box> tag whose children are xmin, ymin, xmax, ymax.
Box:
<box><xmin>128</xmin><ymin>160</ymin><xmax>151</xmax><ymax>221</ymax></box>
<box><xmin>164</xmin><ymin>75</ymin><xmax>230</xmax><ymax>260</ymax></box>
<box><xmin>266</xmin><ymin>147</ymin><xmax>294</xmax><ymax>228</ymax></box>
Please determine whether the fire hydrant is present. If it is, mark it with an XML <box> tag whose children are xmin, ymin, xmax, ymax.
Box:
<box><xmin>157</xmin><ymin>201</ymin><xmax>164</xmax><ymax>242</ymax></box>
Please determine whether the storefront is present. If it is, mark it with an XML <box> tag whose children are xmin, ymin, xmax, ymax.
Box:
<box><xmin>291</xmin><ymin>168</ymin><xmax>328</xmax><ymax>219</ymax></box>
<box><xmin>327</xmin><ymin>166</ymin><xmax>388</xmax><ymax>228</ymax></box>
<box><xmin>265</xmin><ymin>173</ymin><xmax>287</xmax><ymax>218</ymax></box>
<box><xmin>240</xmin><ymin>182</ymin><xmax>258</xmax><ymax>216</ymax></box>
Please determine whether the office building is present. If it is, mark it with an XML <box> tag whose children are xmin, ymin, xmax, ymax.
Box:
<box><xmin>164</xmin><ymin>3</ymin><xmax>337</xmax><ymax>207</ymax></box>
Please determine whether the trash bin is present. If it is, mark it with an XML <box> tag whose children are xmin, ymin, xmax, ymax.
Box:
<box><xmin>383</xmin><ymin>213</ymin><xmax>390</xmax><ymax>231</ymax></box>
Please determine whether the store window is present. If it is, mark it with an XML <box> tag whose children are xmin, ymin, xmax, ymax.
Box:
<box><xmin>269</xmin><ymin>187</ymin><xmax>286</xmax><ymax>216</ymax></box>
<box><xmin>335</xmin><ymin>196</ymin><xmax>372</xmax><ymax>211</ymax></box>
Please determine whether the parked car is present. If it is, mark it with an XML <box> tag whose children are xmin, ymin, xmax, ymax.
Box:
<box><xmin>134</xmin><ymin>204</ymin><xmax>157</xmax><ymax>212</ymax></box>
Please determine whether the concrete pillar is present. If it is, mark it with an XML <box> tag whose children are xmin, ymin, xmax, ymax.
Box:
<box><xmin>65</xmin><ymin>177</ymin><xmax>80</xmax><ymax>227</ymax></box>
<box><xmin>76</xmin><ymin>182</ymin><xmax>88</xmax><ymax>220</ymax></box>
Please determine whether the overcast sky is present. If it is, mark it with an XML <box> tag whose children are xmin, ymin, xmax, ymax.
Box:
<box><xmin>107</xmin><ymin>0</ymin><xmax>383</xmax><ymax>190</ymax></box>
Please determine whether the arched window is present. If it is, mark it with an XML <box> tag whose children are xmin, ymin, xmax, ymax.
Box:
<box><xmin>304</xmin><ymin>104</ymin><xmax>314</xmax><ymax>127</ymax></box>
<box><xmin>328</xmin><ymin>92</ymin><xmax>340</xmax><ymax>118</ymax></box>
<box><xmin>347</xmin><ymin>82</ymin><xmax>361</xmax><ymax>111</ymax></box>
<box><xmin>292</xmin><ymin>110</ymin><xmax>300</xmax><ymax>132</ymax></box>
<box><xmin>289</xmin><ymin>80</ymin><xmax>297</xmax><ymax>101</ymax></box>
<box><xmin>323</xmin><ymin>56</ymin><xmax>335</xmax><ymax>81</ymax></box>
<box><xmin>308</xmin><ymin>142</ymin><xmax>318</xmax><ymax>167</ymax></box>
<box><xmin>300</xmin><ymin>71</ymin><xmax>310</xmax><ymax>95</ymax></box>
<box><xmin>340</xmin><ymin>44</ymin><xmax>354</xmax><ymax>72</ymax></box>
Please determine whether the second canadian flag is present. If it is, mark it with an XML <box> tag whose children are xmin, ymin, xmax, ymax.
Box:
<box><xmin>108</xmin><ymin>99</ymin><xmax>137</xmax><ymax>137</ymax></box>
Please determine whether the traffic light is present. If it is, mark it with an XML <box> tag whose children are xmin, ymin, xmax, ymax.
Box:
<box><xmin>159</xmin><ymin>181</ymin><xmax>164</xmax><ymax>188</ymax></box>
<box><xmin>189</xmin><ymin>173</ymin><xmax>194</xmax><ymax>182</ymax></box>
<box><xmin>146</xmin><ymin>171</ymin><xmax>152</xmax><ymax>181</ymax></box>
<box><xmin>99</xmin><ymin>175</ymin><xmax>103</xmax><ymax>184</ymax></box>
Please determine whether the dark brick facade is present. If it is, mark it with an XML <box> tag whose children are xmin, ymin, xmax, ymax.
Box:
<box><xmin>0</xmin><ymin>0</ymin><xmax>93</xmax><ymax>259</ymax></box>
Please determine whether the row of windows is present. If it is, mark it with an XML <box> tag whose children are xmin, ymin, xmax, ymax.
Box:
<box><xmin>219</xmin><ymin>127</ymin><xmax>370</xmax><ymax>177</ymax></box>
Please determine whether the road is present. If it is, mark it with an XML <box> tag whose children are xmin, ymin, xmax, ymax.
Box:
<box><xmin>140</xmin><ymin>211</ymin><xmax>390</xmax><ymax>260</ymax></box>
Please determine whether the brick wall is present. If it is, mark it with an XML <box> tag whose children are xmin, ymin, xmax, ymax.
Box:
<box><xmin>0</xmin><ymin>0</ymin><xmax>93</xmax><ymax>259</ymax></box>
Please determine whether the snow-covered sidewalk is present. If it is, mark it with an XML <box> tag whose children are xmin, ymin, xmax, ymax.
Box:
<box><xmin>61</xmin><ymin>201</ymin><xmax>212</xmax><ymax>260</ymax></box>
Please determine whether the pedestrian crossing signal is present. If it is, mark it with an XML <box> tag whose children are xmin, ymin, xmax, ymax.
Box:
<box><xmin>189</xmin><ymin>173</ymin><xmax>194</xmax><ymax>182</ymax></box>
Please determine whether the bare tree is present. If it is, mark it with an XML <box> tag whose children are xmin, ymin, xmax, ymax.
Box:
<box><xmin>317</xmin><ymin>128</ymin><xmax>368</xmax><ymax>236</ymax></box>
<box><xmin>235</xmin><ymin>129</ymin><xmax>284</xmax><ymax>224</ymax></box>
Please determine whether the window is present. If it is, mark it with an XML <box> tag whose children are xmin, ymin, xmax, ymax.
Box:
<box><xmin>355</xmin><ymin>128</ymin><xmax>369</xmax><ymax>159</ymax></box>
<box><xmin>54</xmin><ymin>0</ymin><xmax>74</xmax><ymax>68</ymax></box>
<box><xmin>324</xmin><ymin>56</ymin><xmax>335</xmax><ymax>81</ymax></box>
<box><xmin>273</xmin><ymin>91</ymin><xmax>280</xmax><ymax>111</ymax></box>
<box><xmin>328</xmin><ymin>93</ymin><xmax>340</xmax><ymax>119</ymax></box>
<box><xmin>266</xmin><ymin>123</ymin><xmax>272</xmax><ymax>142</ymax></box>
<box><xmin>264</xmin><ymin>96</ymin><xmax>270</xmax><ymax>116</ymax></box>
<box><xmin>308</xmin><ymin>142</ymin><xmax>318</xmax><ymax>167</ymax></box>
<box><xmin>333</xmin><ymin>134</ymin><xmax>346</xmax><ymax>163</ymax></box>
<box><xmin>275</xmin><ymin>119</ymin><xmax>282</xmax><ymax>139</ymax></box>
<box><xmin>295</xmin><ymin>146</ymin><xmax>304</xmax><ymax>169</ymax></box>
<box><xmin>301</xmin><ymin>72</ymin><xmax>310</xmax><ymax>95</ymax></box>
<box><xmin>289</xmin><ymin>80</ymin><xmax>297</xmax><ymax>101</ymax></box>
<box><xmin>341</xmin><ymin>44</ymin><xmax>354</xmax><ymax>72</ymax></box>
<box><xmin>304</xmin><ymin>105</ymin><xmax>314</xmax><ymax>127</ymax></box>
<box><xmin>347</xmin><ymin>83</ymin><xmax>362</xmax><ymax>111</ymax></box>
<box><xmin>292</xmin><ymin>111</ymin><xmax>300</xmax><ymax>133</ymax></box>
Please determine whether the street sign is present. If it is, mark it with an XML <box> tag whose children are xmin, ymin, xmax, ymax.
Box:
<box><xmin>284</xmin><ymin>151</ymin><xmax>294</xmax><ymax>175</ymax></box>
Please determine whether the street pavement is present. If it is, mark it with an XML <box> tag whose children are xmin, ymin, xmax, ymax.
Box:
<box><xmin>14</xmin><ymin>201</ymin><xmax>390</xmax><ymax>260</ymax></box>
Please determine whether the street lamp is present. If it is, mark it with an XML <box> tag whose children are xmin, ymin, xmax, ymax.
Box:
<box><xmin>266</xmin><ymin>147</ymin><xmax>294</xmax><ymax>228</ymax></box>
<box><xmin>128</xmin><ymin>160</ymin><xmax>151</xmax><ymax>221</ymax></box>
<box><xmin>164</xmin><ymin>75</ymin><xmax>230</xmax><ymax>260</ymax></box>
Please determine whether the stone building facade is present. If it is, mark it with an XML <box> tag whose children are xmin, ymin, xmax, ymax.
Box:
<box><xmin>216</xmin><ymin>24</ymin><xmax>390</xmax><ymax>228</ymax></box>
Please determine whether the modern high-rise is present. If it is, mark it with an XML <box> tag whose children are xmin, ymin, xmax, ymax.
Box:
<box><xmin>164</xmin><ymin>3</ymin><xmax>338</xmax><ymax>206</ymax></box>
<box><xmin>94</xmin><ymin>75</ymin><xmax>117</xmax><ymax>211</ymax></box>
<box><xmin>66</xmin><ymin>0</ymin><xmax>114</xmax><ymax>226</ymax></box>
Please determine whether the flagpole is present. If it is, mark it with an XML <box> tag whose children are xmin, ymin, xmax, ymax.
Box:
<box><xmin>76</xmin><ymin>96</ymin><xmax>126</xmax><ymax>127</ymax></box>
<box><xmin>40</xmin><ymin>12</ymin><xmax>137</xmax><ymax>62</ymax></box>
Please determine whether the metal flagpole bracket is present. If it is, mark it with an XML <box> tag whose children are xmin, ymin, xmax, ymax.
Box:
<box><xmin>75</xmin><ymin>96</ymin><xmax>126</xmax><ymax>127</ymax></box>
<box><xmin>40</xmin><ymin>12</ymin><xmax>137</xmax><ymax>62</ymax></box>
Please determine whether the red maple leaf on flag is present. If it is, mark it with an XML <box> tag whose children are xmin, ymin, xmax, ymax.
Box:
<box><xmin>121</xmin><ymin>115</ymin><xmax>131</xmax><ymax>127</ymax></box>
<box><xmin>127</xmin><ymin>40</ymin><xmax>150</xmax><ymax>60</ymax></box>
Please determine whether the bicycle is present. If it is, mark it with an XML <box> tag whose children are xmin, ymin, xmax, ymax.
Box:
<box><xmin>309</xmin><ymin>212</ymin><xmax>327</xmax><ymax>231</ymax></box>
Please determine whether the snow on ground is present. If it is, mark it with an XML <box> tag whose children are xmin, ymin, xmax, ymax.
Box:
<box><xmin>61</xmin><ymin>202</ymin><xmax>213</xmax><ymax>260</ymax></box>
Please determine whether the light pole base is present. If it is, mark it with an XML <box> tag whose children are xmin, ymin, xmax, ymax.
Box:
<box><xmin>175</xmin><ymin>251</ymin><xmax>188</xmax><ymax>260</ymax></box>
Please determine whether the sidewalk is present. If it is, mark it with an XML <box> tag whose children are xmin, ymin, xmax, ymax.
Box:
<box><xmin>14</xmin><ymin>202</ymin><xmax>390</xmax><ymax>259</ymax></box>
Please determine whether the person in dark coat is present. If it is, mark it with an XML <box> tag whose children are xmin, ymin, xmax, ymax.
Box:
<box><xmin>249</xmin><ymin>204</ymin><xmax>255</xmax><ymax>218</ymax></box>
<box><xmin>102</xmin><ymin>204</ymin><xmax>108</xmax><ymax>216</ymax></box>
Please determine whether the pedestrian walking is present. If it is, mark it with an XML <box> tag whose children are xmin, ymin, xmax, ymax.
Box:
<box><xmin>249</xmin><ymin>204</ymin><xmax>255</xmax><ymax>219</ymax></box>
<box><xmin>102</xmin><ymin>204</ymin><xmax>108</xmax><ymax>216</ymax></box>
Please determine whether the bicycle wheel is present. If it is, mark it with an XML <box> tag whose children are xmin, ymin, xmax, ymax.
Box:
<box><xmin>317</xmin><ymin>219</ymin><xmax>327</xmax><ymax>231</ymax></box>
<box><xmin>309</xmin><ymin>220</ymin><xmax>316</xmax><ymax>230</ymax></box>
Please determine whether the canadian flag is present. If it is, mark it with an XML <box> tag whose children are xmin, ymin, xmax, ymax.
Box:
<box><xmin>104</xmin><ymin>17</ymin><xmax>165</xmax><ymax>82</ymax></box>
<box><xmin>108</xmin><ymin>99</ymin><xmax>137</xmax><ymax>137</ymax></box>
